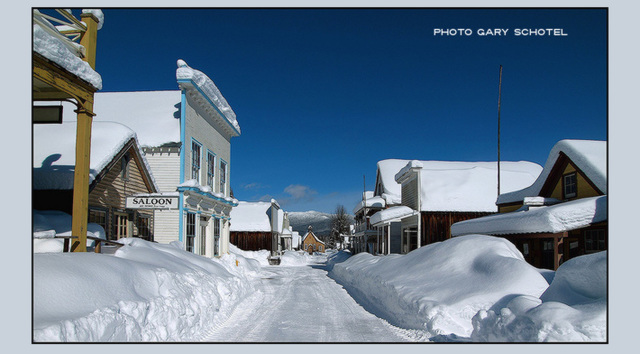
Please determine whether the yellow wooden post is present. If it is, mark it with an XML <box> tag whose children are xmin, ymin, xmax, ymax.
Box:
<box><xmin>79</xmin><ymin>12</ymin><xmax>99</xmax><ymax>69</ymax></box>
<box><xmin>71</xmin><ymin>103</ymin><xmax>94</xmax><ymax>252</ymax></box>
<box><xmin>70</xmin><ymin>12</ymin><xmax>99</xmax><ymax>252</ymax></box>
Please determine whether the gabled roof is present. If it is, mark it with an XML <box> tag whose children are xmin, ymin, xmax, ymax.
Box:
<box><xmin>302</xmin><ymin>230</ymin><xmax>325</xmax><ymax>245</ymax></box>
<box><xmin>451</xmin><ymin>195</ymin><xmax>607</xmax><ymax>236</ymax></box>
<box><xmin>497</xmin><ymin>140</ymin><xmax>607</xmax><ymax>205</ymax></box>
<box><xmin>377</xmin><ymin>159</ymin><xmax>542</xmax><ymax>213</ymax></box>
<box><xmin>33</xmin><ymin>121</ymin><xmax>157</xmax><ymax>192</ymax></box>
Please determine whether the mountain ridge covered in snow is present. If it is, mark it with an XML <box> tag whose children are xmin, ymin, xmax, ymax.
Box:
<box><xmin>288</xmin><ymin>210</ymin><xmax>354</xmax><ymax>237</ymax></box>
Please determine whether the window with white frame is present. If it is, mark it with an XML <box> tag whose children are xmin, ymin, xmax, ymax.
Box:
<box><xmin>220</xmin><ymin>160</ymin><xmax>227</xmax><ymax>195</ymax></box>
<box><xmin>186</xmin><ymin>212</ymin><xmax>196</xmax><ymax>253</ymax></box>
<box><xmin>191</xmin><ymin>141</ymin><xmax>201</xmax><ymax>183</ymax></box>
<box><xmin>207</xmin><ymin>151</ymin><xmax>215</xmax><ymax>189</ymax></box>
<box><xmin>213</xmin><ymin>218</ymin><xmax>220</xmax><ymax>257</ymax></box>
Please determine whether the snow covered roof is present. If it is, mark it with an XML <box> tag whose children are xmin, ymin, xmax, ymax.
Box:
<box><xmin>229</xmin><ymin>201</ymin><xmax>274</xmax><ymax>232</ymax></box>
<box><xmin>80</xmin><ymin>91</ymin><xmax>182</xmax><ymax>147</ymax></box>
<box><xmin>352</xmin><ymin>195</ymin><xmax>386</xmax><ymax>214</ymax></box>
<box><xmin>32</xmin><ymin>10</ymin><xmax>103</xmax><ymax>90</ymax></box>
<box><xmin>33</xmin><ymin>121</ymin><xmax>157</xmax><ymax>191</ymax></box>
<box><xmin>451</xmin><ymin>195</ymin><xmax>607</xmax><ymax>236</ymax></box>
<box><xmin>497</xmin><ymin>140</ymin><xmax>607</xmax><ymax>205</ymax></box>
<box><xmin>370</xmin><ymin>206</ymin><xmax>417</xmax><ymax>226</ymax></box>
<box><xmin>177</xmin><ymin>179</ymin><xmax>238</xmax><ymax>205</ymax></box>
<box><xmin>176</xmin><ymin>60</ymin><xmax>241</xmax><ymax>135</ymax></box>
<box><xmin>302</xmin><ymin>230</ymin><xmax>325</xmax><ymax>245</ymax></box>
<box><xmin>378</xmin><ymin>159</ymin><xmax>542</xmax><ymax>212</ymax></box>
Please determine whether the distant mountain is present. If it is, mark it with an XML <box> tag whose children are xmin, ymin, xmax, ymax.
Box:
<box><xmin>288</xmin><ymin>211</ymin><xmax>354</xmax><ymax>238</ymax></box>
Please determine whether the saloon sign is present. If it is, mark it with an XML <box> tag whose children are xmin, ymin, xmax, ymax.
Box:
<box><xmin>126</xmin><ymin>196</ymin><xmax>179</xmax><ymax>210</ymax></box>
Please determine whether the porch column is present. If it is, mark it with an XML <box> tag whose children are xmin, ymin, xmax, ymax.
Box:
<box><xmin>70</xmin><ymin>104</ymin><xmax>94</xmax><ymax>252</ymax></box>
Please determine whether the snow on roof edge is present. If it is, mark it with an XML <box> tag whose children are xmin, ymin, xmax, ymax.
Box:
<box><xmin>497</xmin><ymin>140</ymin><xmax>607</xmax><ymax>205</ymax></box>
<box><xmin>176</xmin><ymin>59</ymin><xmax>241</xmax><ymax>135</ymax></box>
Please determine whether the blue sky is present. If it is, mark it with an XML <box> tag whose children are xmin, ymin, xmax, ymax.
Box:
<box><xmin>86</xmin><ymin>8</ymin><xmax>606</xmax><ymax>213</ymax></box>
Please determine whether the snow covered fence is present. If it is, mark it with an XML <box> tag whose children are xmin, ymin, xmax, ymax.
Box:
<box><xmin>34</xmin><ymin>238</ymin><xmax>257</xmax><ymax>342</ymax></box>
<box><xmin>471</xmin><ymin>251</ymin><xmax>607</xmax><ymax>342</ymax></box>
<box><xmin>329</xmin><ymin>235</ymin><xmax>550</xmax><ymax>338</ymax></box>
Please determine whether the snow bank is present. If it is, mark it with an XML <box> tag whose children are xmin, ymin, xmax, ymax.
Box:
<box><xmin>471</xmin><ymin>251</ymin><xmax>607</xmax><ymax>342</ymax></box>
<box><xmin>279</xmin><ymin>250</ymin><xmax>314</xmax><ymax>266</ymax></box>
<box><xmin>33</xmin><ymin>238</ymin><xmax>256</xmax><ymax>342</ymax></box>
<box><xmin>33</xmin><ymin>210</ymin><xmax>105</xmax><ymax>253</ymax></box>
<box><xmin>329</xmin><ymin>235</ymin><xmax>549</xmax><ymax>337</ymax></box>
<box><xmin>228</xmin><ymin>244</ymin><xmax>271</xmax><ymax>267</ymax></box>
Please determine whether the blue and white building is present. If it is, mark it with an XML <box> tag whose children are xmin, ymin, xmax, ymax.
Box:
<box><xmin>63</xmin><ymin>59</ymin><xmax>241</xmax><ymax>257</ymax></box>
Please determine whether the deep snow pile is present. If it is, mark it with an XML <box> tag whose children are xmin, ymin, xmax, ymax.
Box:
<box><xmin>33</xmin><ymin>238</ymin><xmax>257</xmax><ymax>342</ymax></box>
<box><xmin>33</xmin><ymin>210</ymin><xmax>105</xmax><ymax>252</ymax></box>
<box><xmin>279</xmin><ymin>250</ymin><xmax>315</xmax><ymax>266</ymax></box>
<box><xmin>228</xmin><ymin>244</ymin><xmax>271</xmax><ymax>267</ymax></box>
<box><xmin>329</xmin><ymin>235</ymin><xmax>550</xmax><ymax>337</ymax></box>
<box><xmin>471</xmin><ymin>251</ymin><xmax>607</xmax><ymax>342</ymax></box>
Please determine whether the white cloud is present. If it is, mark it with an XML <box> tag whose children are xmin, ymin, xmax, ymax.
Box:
<box><xmin>284</xmin><ymin>184</ymin><xmax>317</xmax><ymax>201</ymax></box>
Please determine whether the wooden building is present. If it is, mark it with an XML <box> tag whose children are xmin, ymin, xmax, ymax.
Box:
<box><xmin>392</xmin><ymin>159</ymin><xmax>541</xmax><ymax>254</ymax></box>
<box><xmin>66</xmin><ymin>60</ymin><xmax>242</xmax><ymax>258</ymax></box>
<box><xmin>230</xmin><ymin>200</ymin><xmax>290</xmax><ymax>261</ymax></box>
<box><xmin>360</xmin><ymin>159</ymin><xmax>541</xmax><ymax>255</ymax></box>
<box><xmin>33</xmin><ymin>9</ymin><xmax>103</xmax><ymax>251</ymax></box>
<box><xmin>33</xmin><ymin>121</ymin><xmax>158</xmax><ymax>242</ymax></box>
<box><xmin>452</xmin><ymin>139</ymin><xmax>607</xmax><ymax>270</ymax></box>
<box><xmin>301</xmin><ymin>226</ymin><xmax>325</xmax><ymax>254</ymax></box>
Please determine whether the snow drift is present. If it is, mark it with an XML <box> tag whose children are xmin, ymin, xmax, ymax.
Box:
<box><xmin>33</xmin><ymin>238</ymin><xmax>257</xmax><ymax>342</ymax></box>
<box><xmin>33</xmin><ymin>210</ymin><xmax>106</xmax><ymax>253</ymax></box>
<box><xmin>471</xmin><ymin>251</ymin><xmax>607</xmax><ymax>342</ymax></box>
<box><xmin>329</xmin><ymin>235</ymin><xmax>549</xmax><ymax>337</ymax></box>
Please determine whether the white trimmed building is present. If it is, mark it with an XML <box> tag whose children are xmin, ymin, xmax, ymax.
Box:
<box><xmin>61</xmin><ymin>60</ymin><xmax>241</xmax><ymax>257</ymax></box>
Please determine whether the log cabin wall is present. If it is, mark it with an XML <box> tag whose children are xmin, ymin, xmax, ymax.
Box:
<box><xmin>420</xmin><ymin>211</ymin><xmax>493</xmax><ymax>246</ymax></box>
<box><xmin>230</xmin><ymin>231</ymin><xmax>272</xmax><ymax>251</ymax></box>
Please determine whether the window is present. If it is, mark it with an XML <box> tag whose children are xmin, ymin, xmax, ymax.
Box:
<box><xmin>584</xmin><ymin>229</ymin><xmax>606</xmax><ymax>253</ymax></box>
<box><xmin>191</xmin><ymin>141</ymin><xmax>201</xmax><ymax>183</ymax></box>
<box><xmin>88</xmin><ymin>209</ymin><xmax>107</xmax><ymax>232</ymax></box>
<box><xmin>563</xmin><ymin>172</ymin><xmax>577</xmax><ymax>199</ymax></box>
<box><xmin>199</xmin><ymin>217</ymin><xmax>208</xmax><ymax>256</ymax></box>
<box><xmin>213</xmin><ymin>218</ymin><xmax>221</xmax><ymax>257</ymax></box>
<box><xmin>207</xmin><ymin>151</ymin><xmax>215</xmax><ymax>189</ymax></box>
<box><xmin>220</xmin><ymin>160</ymin><xmax>227</xmax><ymax>195</ymax></box>
<box><xmin>137</xmin><ymin>215</ymin><xmax>152</xmax><ymax>241</ymax></box>
<box><xmin>186</xmin><ymin>212</ymin><xmax>196</xmax><ymax>253</ymax></box>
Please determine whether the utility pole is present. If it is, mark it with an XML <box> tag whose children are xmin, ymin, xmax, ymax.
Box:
<box><xmin>497</xmin><ymin>65</ymin><xmax>503</xmax><ymax>198</ymax></box>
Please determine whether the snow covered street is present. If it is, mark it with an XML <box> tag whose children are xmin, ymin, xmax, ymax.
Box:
<box><xmin>202</xmin><ymin>262</ymin><xmax>425</xmax><ymax>342</ymax></box>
